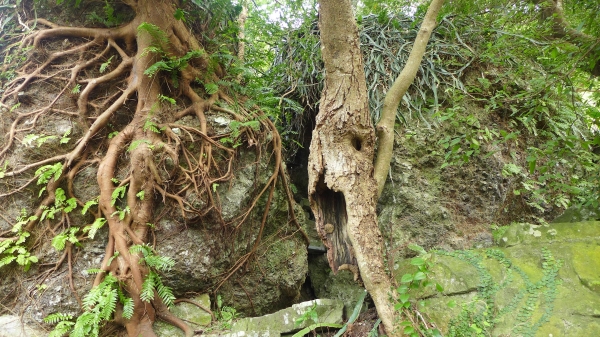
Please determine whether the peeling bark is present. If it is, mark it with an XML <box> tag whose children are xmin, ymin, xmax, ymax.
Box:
<box><xmin>308</xmin><ymin>0</ymin><xmax>398</xmax><ymax>334</ymax></box>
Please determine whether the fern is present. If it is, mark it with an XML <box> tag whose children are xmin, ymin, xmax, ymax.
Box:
<box><xmin>51</xmin><ymin>227</ymin><xmax>80</xmax><ymax>251</ymax></box>
<box><xmin>99</xmin><ymin>55</ymin><xmax>113</xmax><ymax>73</ymax></box>
<box><xmin>35</xmin><ymin>162</ymin><xmax>63</xmax><ymax>185</ymax></box>
<box><xmin>81</xmin><ymin>197</ymin><xmax>99</xmax><ymax>215</ymax></box>
<box><xmin>157</xmin><ymin>94</ymin><xmax>176</xmax><ymax>105</ymax></box>
<box><xmin>155</xmin><ymin>275</ymin><xmax>175</xmax><ymax>308</ymax></box>
<box><xmin>129</xmin><ymin>244</ymin><xmax>153</xmax><ymax>256</ymax></box>
<box><xmin>44</xmin><ymin>312</ymin><xmax>73</xmax><ymax>324</ymax></box>
<box><xmin>54</xmin><ymin>274</ymin><xmax>121</xmax><ymax>337</ymax></box>
<box><xmin>143</xmin><ymin>119</ymin><xmax>163</xmax><ymax>133</ymax></box>
<box><xmin>144</xmin><ymin>60</ymin><xmax>173</xmax><ymax>77</ymax></box>
<box><xmin>0</xmin><ymin>255</ymin><xmax>16</xmax><ymax>267</ymax></box>
<box><xmin>140</xmin><ymin>272</ymin><xmax>156</xmax><ymax>302</ymax></box>
<box><xmin>118</xmin><ymin>288</ymin><xmax>135</xmax><ymax>320</ymax></box>
<box><xmin>144</xmin><ymin>254</ymin><xmax>175</xmax><ymax>272</ymax></box>
<box><xmin>83</xmin><ymin>218</ymin><xmax>107</xmax><ymax>239</ymax></box>
<box><xmin>111</xmin><ymin>184</ymin><xmax>128</xmax><ymax>206</ymax></box>
<box><xmin>127</xmin><ymin>139</ymin><xmax>151</xmax><ymax>152</ymax></box>
<box><xmin>137</xmin><ymin>22</ymin><xmax>169</xmax><ymax>48</ymax></box>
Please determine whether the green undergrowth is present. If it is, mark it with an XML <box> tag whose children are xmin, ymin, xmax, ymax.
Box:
<box><xmin>435</xmin><ymin>248</ymin><xmax>562</xmax><ymax>337</ymax></box>
<box><xmin>393</xmin><ymin>243</ymin><xmax>563</xmax><ymax>337</ymax></box>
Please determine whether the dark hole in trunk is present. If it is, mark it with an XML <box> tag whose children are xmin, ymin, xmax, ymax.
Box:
<box><xmin>313</xmin><ymin>174</ymin><xmax>355</xmax><ymax>273</ymax></box>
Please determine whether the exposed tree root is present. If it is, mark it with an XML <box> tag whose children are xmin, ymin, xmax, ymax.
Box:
<box><xmin>0</xmin><ymin>1</ymin><xmax>307</xmax><ymax>336</ymax></box>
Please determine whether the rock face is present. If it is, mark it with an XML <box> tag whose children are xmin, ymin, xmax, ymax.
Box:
<box><xmin>376</xmin><ymin>105</ymin><xmax>574</xmax><ymax>259</ymax></box>
<box><xmin>401</xmin><ymin>221</ymin><xmax>600</xmax><ymax>337</ymax></box>
<box><xmin>0</xmin><ymin>114</ymin><xmax>308</xmax><ymax>328</ymax></box>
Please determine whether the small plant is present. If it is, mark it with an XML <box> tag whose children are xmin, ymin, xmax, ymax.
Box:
<box><xmin>99</xmin><ymin>56</ymin><xmax>114</xmax><ymax>73</ymax></box>
<box><xmin>220</xmin><ymin>119</ymin><xmax>262</xmax><ymax>148</ymax></box>
<box><xmin>130</xmin><ymin>244</ymin><xmax>176</xmax><ymax>307</ymax></box>
<box><xmin>216</xmin><ymin>295</ymin><xmax>239</xmax><ymax>330</ymax></box>
<box><xmin>0</xmin><ymin>210</ymin><xmax>39</xmax><ymax>271</ymax></box>
<box><xmin>295</xmin><ymin>303</ymin><xmax>318</xmax><ymax>327</ymax></box>
<box><xmin>71</xmin><ymin>84</ymin><xmax>81</xmax><ymax>94</ymax></box>
<box><xmin>395</xmin><ymin>244</ymin><xmax>444</xmax><ymax>337</ymax></box>
<box><xmin>46</xmin><ymin>273</ymin><xmax>134</xmax><ymax>337</ymax></box>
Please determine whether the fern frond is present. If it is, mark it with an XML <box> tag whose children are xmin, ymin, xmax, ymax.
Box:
<box><xmin>44</xmin><ymin>312</ymin><xmax>73</xmax><ymax>324</ymax></box>
<box><xmin>155</xmin><ymin>276</ymin><xmax>175</xmax><ymax>308</ymax></box>
<box><xmin>137</xmin><ymin>22</ymin><xmax>169</xmax><ymax>48</ymax></box>
<box><xmin>122</xmin><ymin>297</ymin><xmax>134</xmax><ymax>319</ymax></box>
<box><xmin>140</xmin><ymin>272</ymin><xmax>156</xmax><ymax>302</ymax></box>
<box><xmin>129</xmin><ymin>244</ymin><xmax>152</xmax><ymax>257</ymax></box>
<box><xmin>144</xmin><ymin>255</ymin><xmax>175</xmax><ymax>271</ymax></box>
<box><xmin>48</xmin><ymin>320</ymin><xmax>75</xmax><ymax>337</ymax></box>
<box><xmin>71</xmin><ymin>311</ymin><xmax>95</xmax><ymax>337</ymax></box>
<box><xmin>98</xmin><ymin>287</ymin><xmax>118</xmax><ymax>320</ymax></box>
<box><xmin>51</xmin><ymin>233</ymin><xmax>68</xmax><ymax>251</ymax></box>
<box><xmin>0</xmin><ymin>255</ymin><xmax>16</xmax><ymax>267</ymax></box>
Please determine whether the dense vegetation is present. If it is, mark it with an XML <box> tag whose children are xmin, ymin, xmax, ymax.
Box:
<box><xmin>0</xmin><ymin>0</ymin><xmax>598</xmax><ymax>336</ymax></box>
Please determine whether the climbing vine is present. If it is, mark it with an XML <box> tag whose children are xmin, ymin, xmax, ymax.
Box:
<box><xmin>437</xmin><ymin>248</ymin><xmax>562</xmax><ymax>337</ymax></box>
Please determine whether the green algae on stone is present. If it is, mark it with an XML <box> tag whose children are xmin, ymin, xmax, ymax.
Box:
<box><xmin>409</xmin><ymin>221</ymin><xmax>600</xmax><ymax>337</ymax></box>
<box><xmin>154</xmin><ymin>294</ymin><xmax>212</xmax><ymax>337</ymax></box>
<box><xmin>572</xmin><ymin>243</ymin><xmax>600</xmax><ymax>293</ymax></box>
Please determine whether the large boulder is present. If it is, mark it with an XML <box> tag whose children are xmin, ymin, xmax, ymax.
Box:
<box><xmin>399</xmin><ymin>221</ymin><xmax>600</xmax><ymax>337</ymax></box>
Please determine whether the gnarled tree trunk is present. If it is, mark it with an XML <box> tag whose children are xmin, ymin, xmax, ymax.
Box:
<box><xmin>308</xmin><ymin>0</ymin><xmax>397</xmax><ymax>334</ymax></box>
<box><xmin>309</xmin><ymin>0</ymin><xmax>445</xmax><ymax>335</ymax></box>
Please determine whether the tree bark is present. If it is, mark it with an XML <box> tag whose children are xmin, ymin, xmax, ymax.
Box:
<box><xmin>308</xmin><ymin>0</ymin><xmax>398</xmax><ymax>334</ymax></box>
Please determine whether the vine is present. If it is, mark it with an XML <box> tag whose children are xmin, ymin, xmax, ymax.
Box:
<box><xmin>437</xmin><ymin>248</ymin><xmax>562</xmax><ymax>337</ymax></box>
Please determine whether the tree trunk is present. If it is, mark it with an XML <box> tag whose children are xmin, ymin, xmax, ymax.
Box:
<box><xmin>308</xmin><ymin>0</ymin><xmax>398</xmax><ymax>334</ymax></box>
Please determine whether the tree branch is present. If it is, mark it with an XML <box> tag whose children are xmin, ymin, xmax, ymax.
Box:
<box><xmin>373</xmin><ymin>0</ymin><xmax>445</xmax><ymax>198</ymax></box>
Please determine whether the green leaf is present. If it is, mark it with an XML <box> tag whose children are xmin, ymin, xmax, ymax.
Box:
<box><xmin>122</xmin><ymin>297</ymin><xmax>134</xmax><ymax>319</ymax></box>
<box><xmin>140</xmin><ymin>272</ymin><xmax>156</xmax><ymax>302</ymax></box>
<box><xmin>83</xmin><ymin>217</ymin><xmax>107</xmax><ymax>239</ymax></box>
<box><xmin>204</xmin><ymin>83</ymin><xmax>218</xmax><ymax>95</ymax></box>
<box><xmin>99</xmin><ymin>56</ymin><xmax>114</xmax><ymax>73</ymax></box>
<box><xmin>174</xmin><ymin>8</ymin><xmax>185</xmax><ymax>21</ymax></box>
<box><xmin>81</xmin><ymin>198</ymin><xmax>99</xmax><ymax>215</ymax></box>
<box><xmin>435</xmin><ymin>283</ymin><xmax>444</xmax><ymax>292</ymax></box>
<box><xmin>407</xmin><ymin>244</ymin><xmax>426</xmax><ymax>255</ymax></box>
<box><xmin>399</xmin><ymin>293</ymin><xmax>410</xmax><ymax>303</ymax></box>
<box><xmin>413</xmin><ymin>271</ymin><xmax>426</xmax><ymax>281</ymax></box>
<box><xmin>396</xmin><ymin>285</ymin><xmax>409</xmax><ymax>294</ymax></box>
<box><xmin>410</xmin><ymin>257</ymin><xmax>425</xmax><ymax>266</ymax></box>
<box><xmin>400</xmin><ymin>273</ymin><xmax>414</xmax><ymax>283</ymax></box>
<box><xmin>52</xmin><ymin>233</ymin><xmax>68</xmax><ymax>251</ymax></box>
<box><xmin>111</xmin><ymin>184</ymin><xmax>128</xmax><ymax>205</ymax></box>
<box><xmin>447</xmin><ymin>300</ymin><xmax>457</xmax><ymax>308</ymax></box>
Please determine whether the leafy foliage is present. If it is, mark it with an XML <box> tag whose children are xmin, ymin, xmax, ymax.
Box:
<box><xmin>0</xmin><ymin>209</ymin><xmax>40</xmax><ymax>271</ymax></box>
<box><xmin>395</xmin><ymin>244</ymin><xmax>444</xmax><ymax>337</ymax></box>
<box><xmin>436</xmin><ymin>247</ymin><xmax>562</xmax><ymax>337</ymax></box>
<box><xmin>46</xmin><ymin>274</ymin><xmax>134</xmax><ymax>337</ymax></box>
<box><xmin>130</xmin><ymin>244</ymin><xmax>176</xmax><ymax>307</ymax></box>
<box><xmin>52</xmin><ymin>227</ymin><xmax>80</xmax><ymax>251</ymax></box>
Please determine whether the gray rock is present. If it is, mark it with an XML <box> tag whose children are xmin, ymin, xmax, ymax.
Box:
<box><xmin>0</xmin><ymin>315</ymin><xmax>47</xmax><ymax>337</ymax></box>
<box><xmin>232</xmin><ymin>299</ymin><xmax>343</xmax><ymax>334</ymax></box>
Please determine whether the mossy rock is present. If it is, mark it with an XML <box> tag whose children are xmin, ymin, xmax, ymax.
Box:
<box><xmin>399</xmin><ymin>221</ymin><xmax>600</xmax><ymax>337</ymax></box>
<box><xmin>154</xmin><ymin>294</ymin><xmax>212</xmax><ymax>337</ymax></box>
